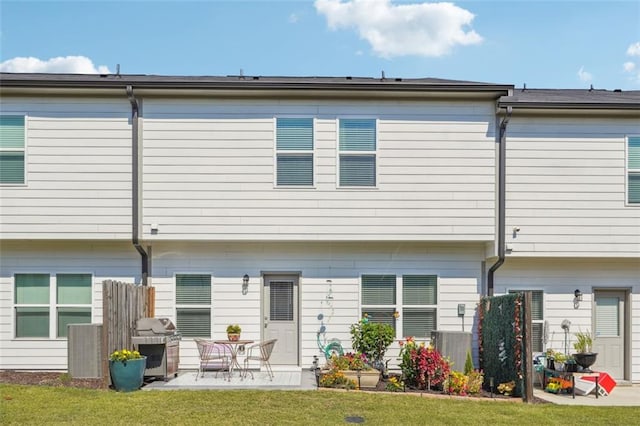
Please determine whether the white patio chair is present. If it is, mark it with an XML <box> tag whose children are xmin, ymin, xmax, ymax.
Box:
<box><xmin>242</xmin><ymin>339</ymin><xmax>277</xmax><ymax>380</ymax></box>
<box><xmin>194</xmin><ymin>338</ymin><xmax>231</xmax><ymax>380</ymax></box>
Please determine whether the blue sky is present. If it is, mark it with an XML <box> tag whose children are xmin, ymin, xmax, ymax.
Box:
<box><xmin>1</xmin><ymin>0</ymin><xmax>639</xmax><ymax>89</ymax></box>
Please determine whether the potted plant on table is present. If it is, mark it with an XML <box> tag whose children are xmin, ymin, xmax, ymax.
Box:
<box><xmin>109</xmin><ymin>349</ymin><xmax>146</xmax><ymax>392</ymax></box>
<box><xmin>226</xmin><ymin>324</ymin><xmax>241</xmax><ymax>341</ymax></box>
<box><xmin>572</xmin><ymin>330</ymin><xmax>597</xmax><ymax>372</ymax></box>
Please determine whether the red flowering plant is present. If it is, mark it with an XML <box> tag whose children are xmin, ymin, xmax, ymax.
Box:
<box><xmin>399</xmin><ymin>337</ymin><xmax>451</xmax><ymax>390</ymax></box>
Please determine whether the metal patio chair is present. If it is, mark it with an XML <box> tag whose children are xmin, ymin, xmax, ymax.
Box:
<box><xmin>194</xmin><ymin>338</ymin><xmax>231</xmax><ymax>380</ymax></box>
<box><xmin>242</xmin><ymin>338</ymin><xmax>277</xmax><ymax>380</ymax></box>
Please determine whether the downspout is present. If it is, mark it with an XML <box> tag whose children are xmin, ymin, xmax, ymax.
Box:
<box><xmin>487</xmin><ymin>105</ymin><xmax>512</xmax><ymax>296</ymax></box>
<box><xmin>127</xmin><ymin>85</ymin><xmax>149</xmax><ymax>285</ymax></box>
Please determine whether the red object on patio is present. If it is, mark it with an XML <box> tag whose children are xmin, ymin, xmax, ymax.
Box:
<box><xmin>582</xmin><ymin>372</ymin><xmax>616</xmax><ymax>396</ymax></box>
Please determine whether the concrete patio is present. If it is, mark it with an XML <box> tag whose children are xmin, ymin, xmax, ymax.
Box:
<box><xmin>143</xmin><ymin>366</ymin><xmax>317</xmax><ymax>391</ymax></box>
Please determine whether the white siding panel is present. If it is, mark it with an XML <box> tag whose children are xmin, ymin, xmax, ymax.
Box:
<box><xmin>143</xmin><ymin>98</ymin><xmax>496</xmax><ymax>241</ymax></box>
<box><xmin>496</xmin><ymin>258</ymin><xmax>640</xmax><ymax>382</ymax></box>
<box><xmin>147</xmin><ymin>241</ymin><xmax>485</xmax><ymax>372</ymax></box>
<box><xmin>0</xmin><ymin>241</ymin><xmax>139</xmax><ymax>370</ymax></box>
<box><xmin>0</xmin><ymin>97</ymin><xmax>132</xmax><ymax>240</ymax></box>
<box><xmin>506</xmin><ymin>116</ymin><xmax>640</xmax><ymax>256</ymax></box>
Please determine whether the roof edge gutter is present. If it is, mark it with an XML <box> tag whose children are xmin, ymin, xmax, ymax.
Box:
<box><xmin>487</xmin><ymin>105</ymin><xmax>512</xmax><ymax>296</ymax></box>
<box><xmin>127</xmin><ymin>85</ymin><xmax>148</xmax><ymax>286</ymax></box>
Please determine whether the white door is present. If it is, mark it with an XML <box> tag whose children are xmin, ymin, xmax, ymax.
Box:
<box><xmin>591</xmin><ymin>290</ymin><xmax>625</xmax><ymax>379</ymax></box>
<box><xmin>263</xmin><ymin>274</ymin><xmax>298</xmax><ymax>365</ymax></box>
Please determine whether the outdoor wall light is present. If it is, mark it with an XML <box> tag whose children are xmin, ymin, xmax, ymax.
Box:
<box><xmin>574</xmin><ymin>289</ymin><xmax>583</xmax><ymax>309</ymax></box>
<box><xmin>574</xmin><ymin>289</ymin><xmax>583</xmax><ymax>301</ymax></box>
<box><xmin>242</xmin><ymin>274</ymin><xmax>249</xmax><ymax>295</ymax></box>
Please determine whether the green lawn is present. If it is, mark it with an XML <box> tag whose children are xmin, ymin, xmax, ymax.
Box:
<box><xmin>1</xmin><ymin>385</ymin><xmax>638</xmax><ymax>425</ymax></box>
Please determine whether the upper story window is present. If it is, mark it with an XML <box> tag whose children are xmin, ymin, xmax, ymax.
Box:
<box><xmin>14</xmin><ymin>273</ymin><xmax>92</xmax><ymax>338</ymax></box>
<box><xmin>275</xmin><ymin>118</ymin><xmax>314</xmax><ymax>186</ymax></box>
<box><xmin>628</xmin><ymin>136</ymin><xmax>640</xmax><ymax>204</ymax></box>
<box><xmin>175</xmin><ymin>274</ymin><xmax>211</xmax><ymax>337</ymax></box>
<box><xmin>338</xmin><ymin>118</ymin><xmax>377</xmax><ymax>187</ymax></box>
<box><xmin>0</xmin><ymin>115</ymin><xmax>25</xmax><ymax>185</ymax></box>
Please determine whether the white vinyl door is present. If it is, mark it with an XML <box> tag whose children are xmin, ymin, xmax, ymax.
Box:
<box><xmin>263</xmin><ymin>275</ymin><xmax>298</xmax><ymax>365</ymax></box>
<box><xmin>591</xmin><ymin>290</ymin><xmax>625</xmax><ymax>379</ymax></box>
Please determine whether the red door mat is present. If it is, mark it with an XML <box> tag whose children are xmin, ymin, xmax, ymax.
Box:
<box><xmin>581</xmin><ymin>372</ymin><xmax>616</xmax><ymax>396</ymax></box>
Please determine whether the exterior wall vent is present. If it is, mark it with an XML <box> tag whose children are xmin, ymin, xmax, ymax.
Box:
<box><xmin>68</xmin><ymin>324</ymin><xmax>103</xmax><ymax>378</ymax></box>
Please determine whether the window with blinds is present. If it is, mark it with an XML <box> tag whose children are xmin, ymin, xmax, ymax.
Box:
<box><xmin>15</xmin><ymin>274</ymin><xmax>50</xmax><ymax>338</ymax></box>
<box><xmin>339</xmin><ymin>118</ymin><xmax>376</xmax><ymax>187</ymax></box>
<box><xmin>0</xmin><ymin>116</ymin><xmax>25</xmax><ymax>185</ymax></box>
<box><xmin>276</xmin><ymin>118</ymin><xmax>314</xmax><ymax>186</ymax></box>
<box><xmin>510</xmin><ymin>290</ymin><xmax>544</xmax><ymax>352</ymax></box>
<box><xmin>176</xmin><ymin>274</ymin><xmax>211</xmax><ymax>337</ymax></box>
<box><xmin>269</xmin><ymin>281</ymin><xmax>294</xmax><ymax>321</ymax></box>
<box><xmin>56</xmin><ymin>274</ymin><xmax>92</xmax><ymax>337</ymax></box>
<box><xmin>361</xmin><ymin>274</ymin><xmax>439</xmax><ymax>338</ymax></box>
<box><xmin>628</xmin><ymin>136</ymin><xmax>640</xmax><ymax>204</ymax></box>
<box><xmin>402</xmin><ymin>275</ymin><xmax>437</xmax><ymax>338</ymax></box>
<box><xmin>14</xmin><ymin>273</ymin><xmax>93</xmax><ymax>338</ymax></box>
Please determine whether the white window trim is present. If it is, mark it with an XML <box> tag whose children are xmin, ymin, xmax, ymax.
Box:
<box><xmin>273</xmin><ymin>116</ymin><xmax>316</xmax><ymax>188</ymax></box>
<box><xmin>174</xmin><ymin>273</ymin><xmax>213</xmax><ymax>339</ymax></box>
<box><xmin>359</xmin><ymin>273</ymin><xmax>438</xmax><ymax>340</ymax></box>
<box><xmin>508</xmin><ymin>288</ymin><xmax>545</xmax><ymax>353</ymax></box>
<box><xmin>0</xmin><ymin>113</ymin><xmax>28</xmax><ymax>187</ymax></box>
<box><xmin>13</xmin><ymin>272</ymin><xmax>94</xmax><ymax>340</ymax></box>
<box><xmin>336</xmin><ymin>117</ymin><xmax>379</xmax><ymax>189</ymax></box>
<box><xmin>626</xmin><ymin>134</ymin><xmax>640</xmax><ymax>206</ymax></box>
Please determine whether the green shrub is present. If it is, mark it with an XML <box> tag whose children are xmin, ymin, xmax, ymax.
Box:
<box><xmin>350</xmin><ymin>316</ymin><xmax>395</xmax><ymax>372</ymax></box>
<box><xmin>464</xmin><ymin>350</ymin><xmax>474</xmax><ymax>375</ymax></box>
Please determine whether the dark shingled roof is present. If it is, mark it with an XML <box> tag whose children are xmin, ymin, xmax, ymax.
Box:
<box><xmin>499</xmin><ymin>88</ymin><xmax>640</xmax><ymax>109</ymax></box>
<box><xmin>0</xmin><ymin>72</ymin><xmax>512</xmax><ymax>93</ymax></box>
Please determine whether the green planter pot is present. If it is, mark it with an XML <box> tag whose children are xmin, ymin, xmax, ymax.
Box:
<box><xmin>109</xmin><ymin>357</ymin><xmax>146</xmax><ymax>392</ymax></box>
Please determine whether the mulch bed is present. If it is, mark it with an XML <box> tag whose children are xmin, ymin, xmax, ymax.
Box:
<box><xmin>0</xmin><ymin>370</ymin><xmax>105</xmax><ymax>389</ymax></box>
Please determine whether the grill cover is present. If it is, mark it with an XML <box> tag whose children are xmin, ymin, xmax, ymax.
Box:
<box><xmin>136</xmin><ymin>318</ymin><xmax>177</xmax><ymax>336</ymax></box>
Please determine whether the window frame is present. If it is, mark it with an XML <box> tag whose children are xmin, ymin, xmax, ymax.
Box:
<box><xmin>626</xmin><ymin>135</ymin><xmax>640</xmax><ymax>206</ymax></box>
<box><xmin>509</xmin><ymin>289</ymin><xmax>544</xmax><ymax>353</ymax></box>
<box><xmin>360</xmin><ymin>274</ymin><xmax>439</xmax><ymax>340</ymax></box>
<box><xmin>0</xmin><ymin>114</ymin><xmax>27</xmax><ymax>186</ymax></box>
<box><xmin>337</xmin><ymin>117</ymin><xmax>378</xmax><ymax>188</ymax></box>
<box><xmin>13</xmin><ymin>272</ymin><xmax>93</xmax><ymax>339</ymax></box>
<box><xmin>274</xmin><ymin>116</ymin><xmax>315</xmax><ymax>188</ymax></box>
<box><xmin>175</xmin><ymin>273</ymin><xmax>212</xmax><ymax>338</ymax></box>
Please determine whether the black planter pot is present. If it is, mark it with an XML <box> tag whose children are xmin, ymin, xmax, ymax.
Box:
<box><xmin>564</xmin><ymin>361</ymin><xmax>578</xmax><ymax>373</ymax></box>
<box><xmin>573</xmin><ymin>352</ymin><xmax>598</xmax><ymax>372</ymax></box>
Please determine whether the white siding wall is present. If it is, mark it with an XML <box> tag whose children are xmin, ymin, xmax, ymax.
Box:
<box><xmin>149</xmin><ymin>241</ymin><xmax>484</xmax><ymax>370</ymax></box>
<box><xmin>496</xmin><ymin>258</ymin><xmax>640</xmax><ymax>382</ymax></box>
<box><xmin>142</xmin><ymin>98</ymin><xmax>496</xmax><ymax>241</ymax></box>
<box><xmin>0</xmin><ymin>241</ymin><xmax>139</xmax><ymax>370</ymax></box>
<box><xmin>506</xmin><ymin>116</ymin><xmax>640</xmax><ymax>256</ymax></box>
<box><xmin>0</xmin><ymin>97</ymin><xmax>132</xmax><ymax>240</ymax></box>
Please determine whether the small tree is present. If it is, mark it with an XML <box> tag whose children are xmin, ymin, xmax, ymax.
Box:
<box><xmin>350</xmin><ymin>316</ymin><xmax>395</xmax><ymax>374</ymax></box>
<box><xmin>464</xmin><ymin>350</ymin><xmax>474</xmax><ymax>375</ymax></box>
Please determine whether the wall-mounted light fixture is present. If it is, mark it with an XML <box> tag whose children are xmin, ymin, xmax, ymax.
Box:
<box><xmin>573</xmin><ymin>289</ymin><xmax>583</xmax><ymax>309</ymax></box>
<box><xmin>242</xmin><ymin>274</ymin><xmax>249</xmax><ymax>295</ymax></box>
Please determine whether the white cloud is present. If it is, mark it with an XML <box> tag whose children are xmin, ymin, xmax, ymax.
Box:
<box><xmin>289</xmin><ymin>13</ymin><xmax>299</xmax><ymax>23</ymax></box>
<box><xmin>577</xmin><ymin>66</ymin><xmax>593</xmax><ymax>82</ymax></box>
<box><xmin>623</xmin><ymin>42</ymin><xmax>640</xmax><ymax>84</ymax></box>
<box><xmin>314</xmin><ymin>0</ymin><xmax>482</xmax><ymax>58</ymax></box>
<box><xmin>0</xmin><ymin>56</ymin><xmax>111</xmax><ymax>74</ymax></box>
<box><xmin>627</xmin><ymin>41</ymin><xmax>640</xmax><ymax>57</ymax></box>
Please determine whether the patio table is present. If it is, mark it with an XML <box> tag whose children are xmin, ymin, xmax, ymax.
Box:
<box><xmin>214</xmin><ymin>339</ymin><xmax>254</xmax><ymax>380</ymax></box>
